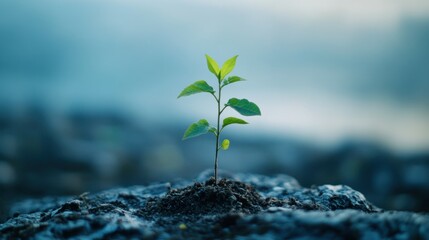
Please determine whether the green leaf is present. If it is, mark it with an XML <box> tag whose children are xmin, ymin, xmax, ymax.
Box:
<box><xmin>205</xmin><ymin>54</ymin><xmax>220</xmax><ymax>78</ymax></box>
<box><xmin>178</xmin><ymin>80</ymin><xmax>215</xmax><ymax>98</ymax></box>
<box><xmin>182</xmin><ymin>119</ymin><xmax>210</xmax><ymax>140</ymax></box>
<box><xmin>220</xmin><ymin>55</ymin><xmax>238</xmax><ymax>80</ymax></box>
<box><xmin>221</xmin><ymin>76</ymin><xmax>245</xmax><ymax>88</ymax></box>
<box><xmin>209</xmin><ymin>127</ymin><xmax>217</xmax><ymax>135</ymax></box>
<box><xmin>226</xmin><ymin>98</ymin><xmax>261</xmax><ymax>116</ymax></box>
<box><xmin>221</xmin><ymin>139</ymin><xmax>230</xmax><ymax>150</ymax></box>
<box><xmin>222</xmin><ymin>117</ymin><xmax>248</xmax><ymax>129</ymax></box>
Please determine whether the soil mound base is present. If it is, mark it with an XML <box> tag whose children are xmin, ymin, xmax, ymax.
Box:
<box><xmin>144</xmin><ymin>178</ymin><xmax>267</xmax><ymax>216</ymax></box>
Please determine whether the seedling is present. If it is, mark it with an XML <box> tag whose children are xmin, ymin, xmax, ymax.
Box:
<box><xmin>178</xmin><ymin>55</ymin><xmax>261</xmax><ymax>184</ymax></box>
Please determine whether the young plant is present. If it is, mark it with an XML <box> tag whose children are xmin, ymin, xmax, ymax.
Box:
<box><xmin>178</xmin><ymin>54</ymin><xmax>261</xmax><ymax>183</ymax></box>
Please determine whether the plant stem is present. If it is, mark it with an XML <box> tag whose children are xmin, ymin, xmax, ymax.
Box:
<box><xmin>214</xmin><ymin>79</ymin><xmax>222</xmax><ymax>184</ymax></box>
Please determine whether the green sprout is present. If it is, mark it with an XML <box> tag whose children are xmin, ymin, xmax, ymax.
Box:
<box><xmin>178</xmin><ymin>54</ymin><xmax>261</xmax><ymax>184</ymax></box>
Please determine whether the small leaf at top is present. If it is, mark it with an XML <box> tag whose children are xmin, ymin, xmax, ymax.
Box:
<box><xmin>178</xmin><ymin>80</ymin><xmax>215</xmax><ymax>98</ymax></box>
<box><xmin>220</xmin><ymin>55</ymin><xmax>238</xmax><ymax>80</ymax></box>
<box><xmin>222</xmin><ymin>117</ymin><xmax>248</xmax><ymax>129</ymax></box>
<box><xmin>182</xmin><ymin>119</ymin><xmax>210</xmax><ymax>140</ymax></box>
<box><xmin>205</xmin><ymin>54</ymin><xmax>220</xmax><ymax>78</ymax></box>
<box><xmin>226</xmin><ymin>98</ymin><xmax>261</xmax><ymax>116</ymax></box>
<box><xmin>221</xmin><ymin>139</ymin><xmax>230</xmax><ymax>150</ymax></box>
<box><xmin>221</xmin><ymin>76</ymin><xmax>245</xmax><ymax>88</ymax></box>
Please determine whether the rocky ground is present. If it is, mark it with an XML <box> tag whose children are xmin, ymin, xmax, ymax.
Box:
<box><xmin>1</xmin><ymin>170</ymin><xmax>428</xmax><ymax>239</ymax></box>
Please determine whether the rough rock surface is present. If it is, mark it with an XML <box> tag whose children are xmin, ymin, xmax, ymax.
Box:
<box><xmin>1</xmin><ymin>170</ymin><xmax>428</xmax><ymax>239</ymax></box>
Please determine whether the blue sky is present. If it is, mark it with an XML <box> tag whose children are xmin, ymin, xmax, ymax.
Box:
<box><xmin>1</xmin><ymin>0</ymin><xmax>428</xmax><ymax>151</ymax></box>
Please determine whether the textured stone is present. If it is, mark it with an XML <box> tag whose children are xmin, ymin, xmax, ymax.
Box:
<box><xmin>1</xmin><ymin>170</ymin><xmax>428</xmax><ymax>239</ymax></box>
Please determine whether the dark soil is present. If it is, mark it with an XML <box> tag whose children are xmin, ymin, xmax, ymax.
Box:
<box><xmin>1</xmin><ymin>170</ymin><xmax>428</xmax><ymax>239</ymax></box>
<box><xmin>143</xmin><ymin>178</ymin><xmax>269</xmax><ymax>216</ymax></box>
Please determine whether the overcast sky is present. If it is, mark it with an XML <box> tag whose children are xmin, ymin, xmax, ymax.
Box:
<box><xmin>1</xmin><ymin>0</ymin><xmax>428</xmax><ymax>151</ymax></box>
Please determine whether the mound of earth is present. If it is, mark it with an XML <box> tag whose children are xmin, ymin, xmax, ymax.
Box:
<box><xmin>1</xmin><ymin>170</ymin><xmax>428</xmax><ymax>239</ymax></box>
<box><xmin>143</xmin><ymin>178</ymin><xmax>268</xmax><ymax>216</ymax></box>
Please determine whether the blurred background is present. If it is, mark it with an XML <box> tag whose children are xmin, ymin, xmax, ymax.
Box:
<box><xmin>1</xmin><ymin>0</ymin><xmax>429</xmax><ymax>219</ymax></box>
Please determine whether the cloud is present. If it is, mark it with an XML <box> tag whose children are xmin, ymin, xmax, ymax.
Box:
<box><xmin>187</xmin><ymin>0</ymin><xmax>429</xmax><ymax>29</ymax></box>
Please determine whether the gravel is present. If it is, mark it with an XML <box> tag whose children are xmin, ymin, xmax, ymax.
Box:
<box><xmin>1</xmin><ymin>170</ymin><xmax>428</xmax><ymax>239</ymax></box>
